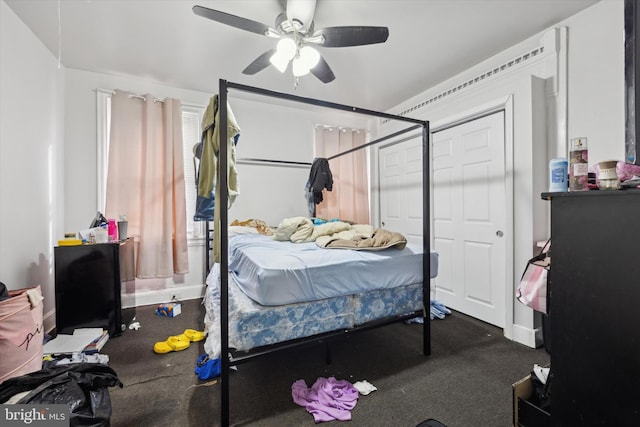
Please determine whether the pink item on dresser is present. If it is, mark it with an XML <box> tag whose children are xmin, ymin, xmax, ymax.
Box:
<box><xmin>107</xmin><ymin>219</ymin><xmax>118</xmax><ymax>241</ymax></box>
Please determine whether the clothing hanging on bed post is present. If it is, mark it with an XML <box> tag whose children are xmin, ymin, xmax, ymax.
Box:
<box><xmin>198</xmin><ymin>93</ymin><xmax>241</xmax><ymax>265</ymax></box>
<box><xmin>305</xmin><ymin>158</ymin><xmax>333</xmax><ymax>217</ymax></box>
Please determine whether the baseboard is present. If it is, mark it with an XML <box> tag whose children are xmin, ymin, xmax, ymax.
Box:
<box><xmin>511</xmin><ymin>323</ymin><xmax>542</xmax><ymax>349</ymax></box>
<box><xmin>122</xmin><ymin>284</ymin><xmax>205</xmax><ymax>308</ymax></box>
<box><xmin>43</xmin><ymin>308</ymin><xmax>56</xmax><ymax>334</ymax></box>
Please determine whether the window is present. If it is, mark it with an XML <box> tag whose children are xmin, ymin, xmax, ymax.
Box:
<box><xmin>96</xmin><ymin>90</ymin><xmax>204</xmax><ymax>239</ymax></box>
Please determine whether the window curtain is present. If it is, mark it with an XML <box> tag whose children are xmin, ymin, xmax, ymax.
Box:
<box><xmin>105</xmin><ymin>90</ymin><xmax>189</xmax><ymax>278</ymax></box>
<box><xmin>314</xmin><ymin>127</ymin><xmax>369</xmax><ymax>224</ymax></box>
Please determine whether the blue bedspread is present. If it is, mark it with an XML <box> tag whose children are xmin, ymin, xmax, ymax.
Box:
<box><xmin>228</xmin><ymin>233</ymin><xmax>437</xmax><ymax>306</ymax></box>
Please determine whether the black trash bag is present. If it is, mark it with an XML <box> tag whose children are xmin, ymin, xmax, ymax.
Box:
<box><xmin>0</xmin><ymin>363</ymin><xmax>122</xmax><ymax>427</ymax></box>
<box><xmin>530</xmin><ymin>366</ymin><xmax>552</xmax><ymax>413</ymax></box>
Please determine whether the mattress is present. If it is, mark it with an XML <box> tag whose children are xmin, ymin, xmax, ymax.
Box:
<box><xmin>203</xmin><ymin>264</ymin><xmax>426</xmax><ymax>358</ymax></box>
<box><xmin>228</xmin><ymin>233</ymin><xmax>438</xmax><ymax>306</ymax></box>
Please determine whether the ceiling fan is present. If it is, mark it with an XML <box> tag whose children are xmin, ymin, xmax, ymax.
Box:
<box><xmin>193</xmin><ymin>0</ymin><xmax>389</xmax><ymax>84</ymax></box>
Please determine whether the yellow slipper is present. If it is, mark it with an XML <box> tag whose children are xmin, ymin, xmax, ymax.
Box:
<box><xmin>182</xmin><ymin>329</ymin><xmax>206</xmax><ymax>342</ymax></box>
<box><xmin>153</xmin><ymin>335</ymin><xmax>190</xmax><ymax>354</ymax></box>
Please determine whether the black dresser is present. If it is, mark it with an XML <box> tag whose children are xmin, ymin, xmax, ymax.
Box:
<box><xmin>543</xmin><ymin>189</ymin><xmax>640</xmax><ymax>426</ymax></box>
<box><xmin>54</xmin><ymin>239</ymin><xmax>135</xmax><ymax>337</ymax></box>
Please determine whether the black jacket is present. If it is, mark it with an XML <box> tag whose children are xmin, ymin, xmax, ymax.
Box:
<box><xmin>307</xmin><ymin>158</ymin><xmax>333</xmax><ymax>204</ymax></box>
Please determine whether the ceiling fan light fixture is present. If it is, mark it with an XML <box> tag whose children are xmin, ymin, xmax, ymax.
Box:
<box><xmin>292</xmin><ymin>56</ymin><xmax>311</xmax><ymax>77</ymax></box>
<box><xmin>276</xmin><ymin>38</ymin><xmax>297</xmax><ymax>60</ymax></box>
<box><xmin>193</xmin><ymin>2</ymin><xmax>388</xmax><ymax>84</ymax></box>
<box><xmin>299</xmin><ymin>45</ymin><xmax>320</xmax><ymax>69</ymax></box>
<box><xmin>269</xmin><ymin>52</ymin><xmax>290</xmax><ymax>73</ymax></box>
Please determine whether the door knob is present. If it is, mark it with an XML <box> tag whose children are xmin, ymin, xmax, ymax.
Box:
<box><xmin>496</xmin><ymin>230</ymin><xmax>504</xmax><ymax>237</ymax></box>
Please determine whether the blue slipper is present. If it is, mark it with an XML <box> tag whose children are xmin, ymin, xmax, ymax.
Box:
<box><xmin>195</xmin><ymin>354</ymin><xmax>220</xmax><ymax>380</ymax></box>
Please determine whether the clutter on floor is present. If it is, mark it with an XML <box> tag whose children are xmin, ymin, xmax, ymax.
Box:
<box><xmin>43</xmin><ymin>328</ymin><xmax>108</xmax><ymax>355</ymax></box>
<box><xmin>405</xmin><ymin>299</ymin><xmax>452</xmax><ymax>324</ymax></box>
<box><xmin>352</xmin><ymin>380</ymin><xmax>377</xmax><ymax>396</ymax></box>
<box><xmin>292</xmin><ymin>377</ymin><xmax>360</xmax><ymax>422</ymax></box>
<box><xmin>153</xmin><ymin>335</ymin><xmax>190</xmax><ymax>353</ymax></box>
<box><xmin>0</xmin><ymin>363</ymin><xmax>122</xmax><ymax>427</ymax></box>
<box><xmin>195</xmin><ymin>354</ymin><xmax>221</xmax><ymax>380</ymax></box>
<box><xmin>153</xmin><ymin>329</ymin><xmax>206</xmax><ymax>354</ymax></box>
<box><xmin>155</xmin><ymin>297</ymin><xmax>182</xmax><ymax>317</ymax></box>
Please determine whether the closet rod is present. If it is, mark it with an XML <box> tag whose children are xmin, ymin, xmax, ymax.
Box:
<box><xmin>237</xmin><ymin>157</ymin><xmax>311</xmax><ymax>166</ymax></box>
<box><xmin>327</xmin><ymin>124</ymin><xmax>422</xmax><ymax>161</ymax></box>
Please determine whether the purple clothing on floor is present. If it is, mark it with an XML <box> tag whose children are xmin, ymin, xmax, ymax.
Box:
<box><xmin>292</xmin><ymin>376</ymin><xmax>359</xmax><ymax>422</ymax></box>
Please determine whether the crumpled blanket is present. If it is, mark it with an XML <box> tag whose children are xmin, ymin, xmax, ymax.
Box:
<box><xmin>272</xmin><ymin>217</ymin><xmax>407</xmax><ymax>250</ymax></box>
<box><xmin>230</xmin><ymin>218</ymin><xmax>274</xmax><ymax>236</ymax></box>
<box><xmin>272</xmin><ymin>217</ymin><xmax>351</xmax><ymax>243</ymax></box>
<box><xmin>292</xmin><ymin>377</ymin><xmax>359</xmax><ymax>422</ymax></box>
<box><xmin>318</xmin><ymin>227</ymin><xmax>407</xmax><ymax>250</ymax></box>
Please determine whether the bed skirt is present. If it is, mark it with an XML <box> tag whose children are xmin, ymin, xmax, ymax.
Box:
<box><xmin>203</xmin><ymin>264</ymin><xmax>425</xmax><ymax>359</ymax></box>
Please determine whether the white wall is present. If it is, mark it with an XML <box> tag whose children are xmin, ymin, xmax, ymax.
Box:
<box><xmin>378</xmin><ymin>0</ymin><xmax>623</xmax><ymax>347</ymax></box>
<box><xmin>564</xmin><ymin>1</ymin><xmax>625</xmax><ymax>163</ymax></box>
<box><xmin>0</xmin><ymin>1</ymin><xmax>66</xmax><ymax>330</ymax></box>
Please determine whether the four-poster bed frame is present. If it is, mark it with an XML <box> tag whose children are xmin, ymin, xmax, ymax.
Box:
<box><xmin>216</xmin><ymin>79</ymin><xmax>430</xmax><ymax>426</ymax></box>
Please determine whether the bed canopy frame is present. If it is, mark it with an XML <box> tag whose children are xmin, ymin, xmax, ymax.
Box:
<box><xmin>216</xmin><ymin>79</ymin><xmax>430</xmax><ymax>426</ymax></box>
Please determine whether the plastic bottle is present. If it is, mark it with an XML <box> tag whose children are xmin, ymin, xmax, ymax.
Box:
<box><xmin>569</xmin><ymin>137</ymin><xmax>589</xmax><ymax>191</ymax></box>
<box><xmin>548</xmin><ymin>158</ymin><xmax>568</xmax><ymax>192</ymax></box>
<box><xmin>107</xmin><ymin>219</ymin><xmax>118</xmax><ymax>241</ymax></box>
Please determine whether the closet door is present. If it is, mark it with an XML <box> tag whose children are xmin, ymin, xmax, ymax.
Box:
<box><xmin>378</xmin><ymin>135</ymin><xmax>424</xmax><ymax>243</ymax></box>
<box><xmin>379</xmin><ymin>111</ymin><xmax>507</xmax><ymax>327</ymax></box>
<box><xmin>431</xmin><ymin>111</ymin><xmax>506</xmax><ymax>327</ymax></box>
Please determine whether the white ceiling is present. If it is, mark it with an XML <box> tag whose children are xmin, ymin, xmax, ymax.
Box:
<box><xmin>5</xmin><ymin>0</ymin><xmax>600</xmax><ymax>112</ymax></box>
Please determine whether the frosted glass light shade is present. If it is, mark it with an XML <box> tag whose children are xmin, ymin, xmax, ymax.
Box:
<box><xmin>292</xmin><ymin>57</ymin><xmax>310</xmax><ymax>77</ymax></box>
<box><xmin>270</xmin><ymin>52</ymin><xmax>290</xmax><ymax>73</ymax></box>
<box><xmin>299</xmin><ymin>46</ymin><xmax>320</xmax><ymax>69</ymax></box>
<box><xmin>276</xmin><ymin>38</ymin><xmax>296</xmax><ymax>61</ymax></box>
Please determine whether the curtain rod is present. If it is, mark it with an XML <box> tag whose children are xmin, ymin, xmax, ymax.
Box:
<box><xmin>104</xmin><ymin>89</ymin><xmax>164</xmax><ymax>103</ymax></box>
<box><xmin>98</xmin><ymin>88</ymin><xmax>204</xmax><ymax>109</ymax></box>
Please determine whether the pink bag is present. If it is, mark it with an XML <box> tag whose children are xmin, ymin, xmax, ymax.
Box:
<box><xmin>0</xmin><ymin>285</ymin><xmax>44</xmax><ymax>383</ymax></box>
<box><xmin>516</xmin><ymin>241</ymin><xmax>550</xmax><ymax>314</ymax></box>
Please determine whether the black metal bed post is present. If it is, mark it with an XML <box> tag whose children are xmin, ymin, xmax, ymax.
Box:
<box><xmin>422</xmin><ymin>121</ymin><xmax>431</xmax><ymax>356</ymax></box>
<box><xmin>218</xmin><ymin>79</ymin><xmax>230</xmax><ymax>427</ymax></box>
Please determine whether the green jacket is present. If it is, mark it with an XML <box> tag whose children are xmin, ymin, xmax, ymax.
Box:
<box><xmin>198</xmin><ymin>94</ymin><xmax>241</xmax><ymax>262</ymax></box>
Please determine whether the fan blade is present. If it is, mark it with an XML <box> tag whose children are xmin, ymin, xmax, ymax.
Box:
<box><xmin>193</xmin><ymin>5</ymin><xmax>273</xmax><ymax>36</ymax></box>
<box><xmin>311</xmin><ymin>26</ymin><xmax>389</xmax><ymax>47</ymax></box>
<box><xmin>242</xmin><ymin>49</ymin><xmax>277</xmax><ymax>75</ymax></box>
<box><xmin>309</xmin><ymin>56</ymin><xmax>335</xmax><ymax>83</ymax></box>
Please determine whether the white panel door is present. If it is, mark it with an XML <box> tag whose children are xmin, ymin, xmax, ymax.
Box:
<box><xmin>378</xmin><ymin>111</ymin><xmax>506</xmax><ymax>327</ymax></box>
<box><xmin>378</xmin><ymin>136</ymin><xmax>423</xmax><ymax>243</ymax></box>
<box><xmin>432</xmin><ymin>111</ymin><xmax>506</xmax><ymax>327</ymax></box>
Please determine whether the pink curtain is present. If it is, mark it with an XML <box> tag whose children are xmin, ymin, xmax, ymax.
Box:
<box><xmin>106</xmin><ymin>90</ymin><xmax>189</xmax><ymax>278</ymax></box>
<box><xmin>315</xmin><ymin>127</ymin><xmax>369</xmax><ymax>224</ymax></box>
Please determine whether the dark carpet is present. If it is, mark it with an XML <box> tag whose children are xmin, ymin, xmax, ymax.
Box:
<box><xmin>103</xmin><ymin>298</ymin><xmax>548</xmax><ymax>427</ymax></box>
